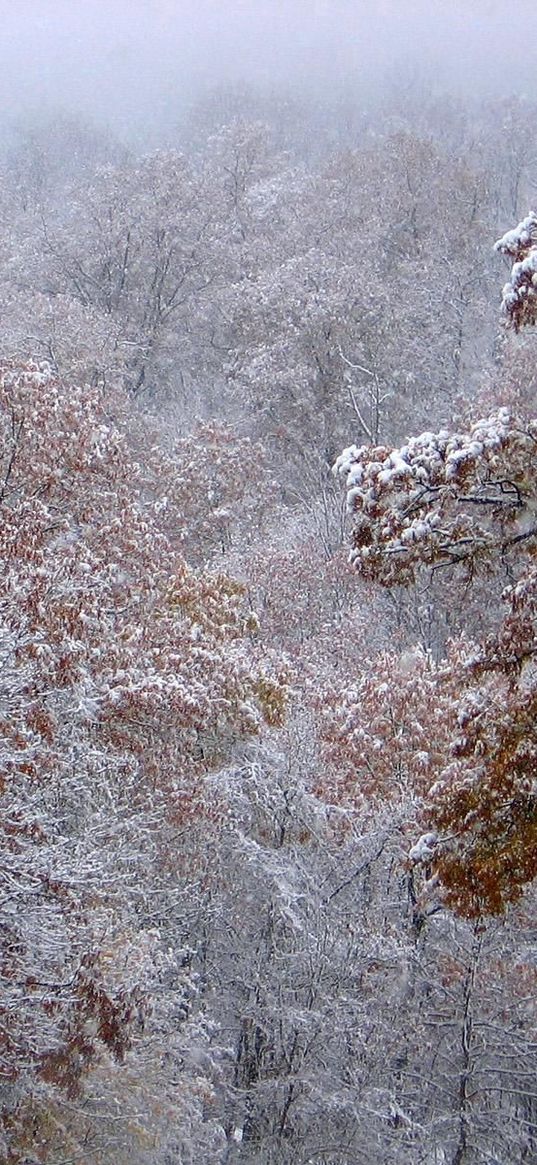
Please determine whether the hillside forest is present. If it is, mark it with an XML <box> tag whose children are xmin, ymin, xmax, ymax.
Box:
<box><xmin>1</xmin><ymin>78</ymin><xmax>537</xmax><ymax>1165</ymax></box>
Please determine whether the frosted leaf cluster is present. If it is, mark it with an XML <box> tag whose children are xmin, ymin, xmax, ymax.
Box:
<box><xmin>494</xmin><ymin>212</ymin><xmax>537</xmax><ymax>329</ymax></box>
<box><xmin>408</xmin><ymin>832</ymin><xmax>438</xmax><ymax>864</ymax></box>
<box><xmin>335</xmin><ymin>411</ymin><xmax>537</xmax><ymax>582</ymax></box>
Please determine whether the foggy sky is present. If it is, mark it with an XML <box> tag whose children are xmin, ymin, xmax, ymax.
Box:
<box><xmin>2</xmin><ymin>1</ymin><xmax>536</xmax><ymax>141</ymax></box>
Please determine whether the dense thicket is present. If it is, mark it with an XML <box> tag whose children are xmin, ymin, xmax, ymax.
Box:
<box><xmin>1</xmin><ymin>86</ymin><xmax>537</xmax><ymax>1165</ymax></box>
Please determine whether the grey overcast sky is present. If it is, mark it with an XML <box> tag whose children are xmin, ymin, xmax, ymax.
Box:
<box><xmin>1</xmin><ymin>1</ymin><xmax>535</xmax><ymax>138</ymax></box>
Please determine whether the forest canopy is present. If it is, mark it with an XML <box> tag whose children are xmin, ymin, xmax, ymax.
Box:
<box><xmin>2</xmin><ymin>29</ymin><xmax>537</xmax><ymax>1164</ymax></box>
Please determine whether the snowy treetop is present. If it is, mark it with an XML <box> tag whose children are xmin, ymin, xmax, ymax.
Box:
<box><xmin>335</xmin><ymin>411</ymin><xmax>537</xmax><ymax>583</ymax></box>
<box><xmin>494</xmin><ymin>212</ymin><xmax>537</xmax><ymax>330</ymax></box>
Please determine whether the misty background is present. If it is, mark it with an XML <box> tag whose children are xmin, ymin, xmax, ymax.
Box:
<box><xmin>2</xmin><ymin>0</ymin><xmax>537</xmax><ymax>145</ymax></box>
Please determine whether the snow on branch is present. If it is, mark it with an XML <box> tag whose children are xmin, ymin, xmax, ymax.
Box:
<box><xmin>334</xmin><ymin>411</ymin><xmax>537</xmax><ymax>583</ymax></box>
<box><xmin>494</xmin><ymin>211</ymin><xmax>537</xmax><ymax>330</ymax></box>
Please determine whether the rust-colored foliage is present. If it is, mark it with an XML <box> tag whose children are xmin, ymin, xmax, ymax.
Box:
<box><xmin>333</xmin><ymin>219</ymin><xmax>537</xmax><ymax>916</ymax></box>
<box><xmin>0</xmin><ymin>360</ymin><xmax>284</xmax><ymax>1150</ymax></box>
<box><xmin>428</xmin><ymin>583</ymin><xmax>537</xmax><ymax>916</ymax></box>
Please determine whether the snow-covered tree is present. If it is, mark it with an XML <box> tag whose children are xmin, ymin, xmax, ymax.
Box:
<box><xmin>334</xmin><ymin>218</ymin><xmax>537</xmax><ymax>916</ymax></box>
<box><xmin>495</xmin><ymin>211</ymin><xmax>537</xmax><ymax>331</ymax></box>
<box><xmin>0</xmin><ymin>360</ymin><xmax>283</xmax><ymax>1159</ymax></box>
